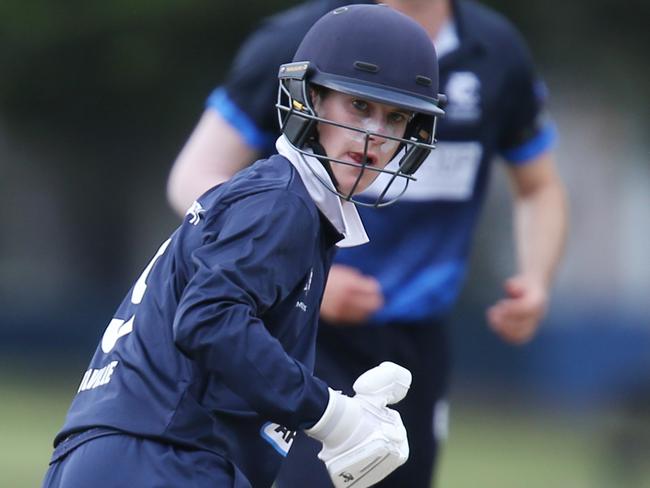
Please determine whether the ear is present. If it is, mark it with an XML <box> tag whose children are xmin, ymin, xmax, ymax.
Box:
<box><xmin>310</xmin><ymin>87</ymin><xmax>322</xmax><ymax>111</ymax></box>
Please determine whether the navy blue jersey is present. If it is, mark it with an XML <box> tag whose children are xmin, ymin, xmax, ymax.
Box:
<box><xmin>55</xmin><ymin>156</ymin><xmax>336</xmax><ymax>486</ymax></box>
<box><xmin>208</xmin><ymin>0</ymin><xmax>556</xmax><ymax>325</ymax></box>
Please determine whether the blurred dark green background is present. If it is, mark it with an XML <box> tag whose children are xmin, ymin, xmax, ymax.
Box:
<box><xmin>1</xmin><ymin>1</ymin><xmax>649</xmax><ymax>486</ymax></box>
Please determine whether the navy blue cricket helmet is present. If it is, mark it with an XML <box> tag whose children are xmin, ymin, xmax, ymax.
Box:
<box><xmin>277</xmin><ymin>4</ymin><xmax>445</xmax><ymax>207</ymax></box>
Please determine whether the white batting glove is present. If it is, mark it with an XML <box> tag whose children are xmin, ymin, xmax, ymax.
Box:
<box><xmin>306</xmin><ymin>362</ymin><xmax>412</xmax><ymax>488</ymax></box>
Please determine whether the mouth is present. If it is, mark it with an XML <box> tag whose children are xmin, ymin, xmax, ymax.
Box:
<box><xmin>348</xmin><ymin>151</ymin><xmax>377</xmax><ymax>166</ymax></box>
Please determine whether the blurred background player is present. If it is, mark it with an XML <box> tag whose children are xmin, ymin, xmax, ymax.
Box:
<box><xmin>41</xmin><ymin>5</ymin><xmax>447</xmax><ymax>488</ymax></box>
<box><xmin>166</xmin><ymin>0</ymin><xmax>568</xmax><ymax>486</ymax></box>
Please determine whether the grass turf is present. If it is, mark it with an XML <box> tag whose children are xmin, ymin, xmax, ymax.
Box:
<box><xmin>2</xmin><ymin>372</ymin><xmax>648</xmax><ymax>488</ymax></box>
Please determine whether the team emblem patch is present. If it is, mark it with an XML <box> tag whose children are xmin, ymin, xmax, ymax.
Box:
<box><xmin>186</xmin><ymin>201</ymin><xmax>206</xmax><ymax>226</ymax></box>
<box><xmin>445</xmin><ymin>72</ymin><xmax>481</xmax><ymax>121</ymax></box>
<box><xmin>260</xmin><ymin>422</ymin><xmax>297</xmax><ymax>457</ymax></box>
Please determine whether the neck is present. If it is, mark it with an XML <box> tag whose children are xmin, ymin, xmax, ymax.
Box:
<box><xmin>381</xmin><ymin>0</ymin><xmax>453</xmax><ymax>40</ymax></box>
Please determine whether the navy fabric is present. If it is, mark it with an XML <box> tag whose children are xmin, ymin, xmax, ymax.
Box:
<box><xmin>502</xmin><ymin>121</ymin><xmax>557</xmax><ymax>163</ymax></box>
<box><xmin>51</xmin><ymin>156</ymin><xmax>338</xmax><ymax>487</ymax></box>
<box><xmin>43</xmin><ymin>430</ymin><xmax>252</xmax><ymax>488</ymax></box>
<box><xmin>276</xmin><ymin>321</ymin><xmax>450</xmax><ymax>488</ymax></box>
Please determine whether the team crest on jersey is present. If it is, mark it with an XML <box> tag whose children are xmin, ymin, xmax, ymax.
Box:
<box><xmin>445</xmin><ymin>72</ymin><xmax>481</xmax><ymax>121</ymax></box>
<box><xmin>186</xmin><ymin>201</ymin><xmax>206</xmax><ymax>226</ymax></box>
<box><xmin>260</xmin><ymin>422</ymin><xmax>297</xmax><ymax>457</ymax></box>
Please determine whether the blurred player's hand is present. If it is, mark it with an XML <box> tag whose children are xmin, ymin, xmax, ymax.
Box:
<box><xmin>306</xmin><ymin>362</ymin><xmax>411</xmax><ymax>488</ymax></box>
<box><xmin>486</xmin><ymin>275</ymin><xmax>548</xmax><ymax>345</ymax></box>
<box><xmin>320</xmin><ymin>264</ymin><xmax>383</xmax><ymax>325</ymax></box>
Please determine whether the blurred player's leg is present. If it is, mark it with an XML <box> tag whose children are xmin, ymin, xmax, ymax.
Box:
<box><xmin>276</xmin><ymin>321</ymin><xmax>449</xmax><ymax>488</ymax></box>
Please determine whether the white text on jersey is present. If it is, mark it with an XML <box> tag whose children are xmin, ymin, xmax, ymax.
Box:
<box><xmin>78</xmin><ymin>361</ymin><xmax>119</xmax><ymax>392</ymax></box>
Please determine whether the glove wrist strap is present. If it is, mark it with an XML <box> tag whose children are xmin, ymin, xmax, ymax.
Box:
<box><xmin>305</xmin><ymin>388</ymin><xmax>346</xmax><ymax>441</ymax></box>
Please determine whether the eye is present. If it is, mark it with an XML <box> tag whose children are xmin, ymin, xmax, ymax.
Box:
<box><xmin>351</xmin><ymin>99</ymin><xmax>369</xmax><ymax>112</ymax></box>
<box><xmin>388</xmin><ymin>111</ymin><xmax>409</xmax><ymax>125</ymax></box>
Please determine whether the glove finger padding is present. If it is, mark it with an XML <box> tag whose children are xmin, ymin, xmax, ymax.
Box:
<box><xmin>353</xmin><ymin>361</ymin><xmax>412</xmax><ymax>407</ymax></box>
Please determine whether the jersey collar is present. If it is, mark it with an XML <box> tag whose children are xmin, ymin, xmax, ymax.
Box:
<box><xmin>438</xmin><ymin>0</ymin><xmax>488</xmax><ymax>69</ymax></box>
<box><xmin>434</xmin><ymin>18</ymin><xmax>460</xmax><ymax>59</ymax></box>
<box><xmin>276</xmin><ymin>135</ymin><xmax>369</xmax><ymax>248</ymax></box>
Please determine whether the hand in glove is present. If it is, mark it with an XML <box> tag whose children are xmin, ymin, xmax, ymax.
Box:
<box><xmin>306</xmin><ymin>362</ymin><xmax>412</xmax><ymax>488</ymax></box>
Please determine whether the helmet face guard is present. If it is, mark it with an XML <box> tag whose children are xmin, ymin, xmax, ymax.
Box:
<box><xmin>276</xmin><ymin>5</ymin><xmax>445</xmax><ymax>207</ymax></box>
<box><xmin>277</xmin><ymin>63</ymin><xmax>439</xmax><ymax>207</ymax></box>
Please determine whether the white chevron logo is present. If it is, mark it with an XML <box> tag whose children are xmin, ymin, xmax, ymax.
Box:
<box><xmin>101</xmin><ymin>316</ymin><xmax>135</xmax><ymax>353</ymax></box>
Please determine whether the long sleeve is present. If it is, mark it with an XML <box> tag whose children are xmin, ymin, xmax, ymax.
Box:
<box><xmin>172</xmin><ymin>190</ymin><xmax>329</xmax><ymax>430</ymax></box>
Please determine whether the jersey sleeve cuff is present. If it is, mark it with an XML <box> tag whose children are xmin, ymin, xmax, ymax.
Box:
<box><xmin>206</xmin><ymin>87</ymin><xmax>277</xmax><ymax>152</ymax></box>
<box><xmin>500</xmin><ymin>121</ymin><xmax>557</xmax><ymax>165</ymax></box>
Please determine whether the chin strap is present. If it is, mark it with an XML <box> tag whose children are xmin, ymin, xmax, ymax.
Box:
<box><xmin>307</xmin><ymin>139</ymin><xmax>341</xmax><ymax>192</ymax></box>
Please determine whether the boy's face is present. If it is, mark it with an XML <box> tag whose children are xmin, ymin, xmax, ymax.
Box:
<box><xmin>312</xmin><ymin>90</ymin><xmax>411</xmax><ymax>196</ymax></box>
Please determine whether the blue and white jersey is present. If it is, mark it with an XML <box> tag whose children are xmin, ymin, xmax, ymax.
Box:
<box><xmin>55</xmin><ymin>156</ymin><xmax>340</xmax><ymax>486</ymax></box>
<box><xmin>208</xmin><ymin>0</ymin><xmax>557</xmax><ymax>325</ymax></box>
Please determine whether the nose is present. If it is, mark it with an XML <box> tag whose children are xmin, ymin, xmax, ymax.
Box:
<box><xmin>365</xmin><ymin>120</ymin><xmax>390</xmax><ymax>143</ymax></box>
<box><xmin>364</xmin><ymin>132</ymin><xmax>383</xmax><ymax>153</ymax></box>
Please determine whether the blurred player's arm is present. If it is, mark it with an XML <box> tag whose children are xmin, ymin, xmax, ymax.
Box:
<box><xmin>487</xmin><ymin>150</ymin><xmax>568</xmax><ymax>344</ymax></box>
<box><xmin>320</xmin><ymin>264</ymin><xmax>384</xmax><ymax>325</ymax></box>
<box><xmin>166</xmin><ymin>109</ymin><xmax>260</xmax><ymax>216</ymax></box>
<box><xmin>167</xmin><ymin>8</ymin><xmax>309</xmax><ymax>217</ymax></box>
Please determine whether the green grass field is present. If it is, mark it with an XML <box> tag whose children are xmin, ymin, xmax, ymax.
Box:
<box><xmin>2</xmin><ymin>371</ymin><xmax>649</xmax><ymax>488</ymax></box>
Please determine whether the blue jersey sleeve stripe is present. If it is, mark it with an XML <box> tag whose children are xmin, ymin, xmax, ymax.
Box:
<box><xmin>206</xmin><ymin>87</ymin><xmax>277</xmax><ymax>151</ymax></box>
<box><xmin>501</xmin><ymin>122</ymin><xmax>557</xmax><ymax>165</ymax></box>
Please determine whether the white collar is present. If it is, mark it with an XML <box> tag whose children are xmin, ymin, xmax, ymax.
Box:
<box><xmin>434</xmin><ymin>18</ymin><xmax>460</xmax><ymax>58</ymax></box>
<box><xmin>276</xmin><ymin>135</ymin><xmax>369</xmax><ymax>248</ymax></box>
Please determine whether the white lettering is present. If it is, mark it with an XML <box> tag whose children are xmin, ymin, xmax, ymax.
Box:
<box><xmin>78</xmin><ymin>370</ymin><xmax>92</xmax><ymax>391</ymax></box>
<box><xmin>86</xmin><ymin>369</ymin><xmax>104</xmax><ymax>389</ymax></box>
<box><xmin>362</xmin><ymin>142</ymin><xmax>483</xmax><ymax>201</ymax></box>
<box><xmin>78</xmin><ymin>361</ymin><xmax>119</xmax><ymax>392</ymax></box>
<box><xmin>261</xmin><ymin>422</ymin><xmax>296</xmax><ymax>457</ymax></box>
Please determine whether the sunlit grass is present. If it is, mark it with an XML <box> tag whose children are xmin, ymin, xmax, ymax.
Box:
<box><xmin>438</xmin><ymin>404</ymin><xmax>599</xmax><ymax>488</ymax></box>
<box><xmin>0</xmin><ymin>373</ymin><xmax>77</xmax><ymax>488</ymax></box>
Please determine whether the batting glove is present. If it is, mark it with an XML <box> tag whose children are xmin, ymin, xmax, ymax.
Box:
<box><xmin>305</xmin><ymin>362</ymin><xmax>412</xmax><ymax>488</ymax></box>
